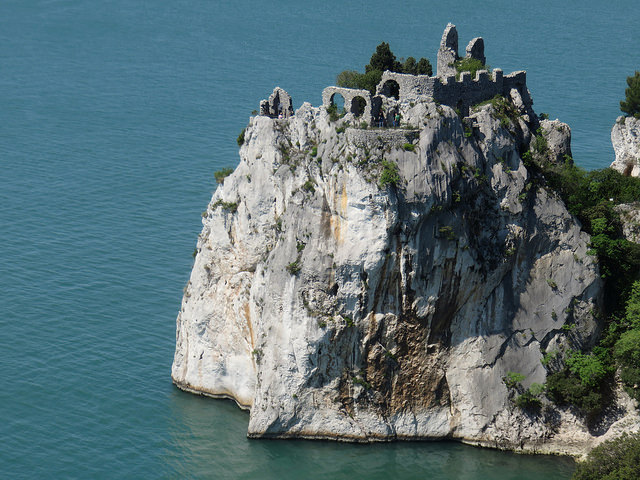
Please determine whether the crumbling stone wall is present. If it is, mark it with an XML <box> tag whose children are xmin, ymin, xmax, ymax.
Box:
<box><xmin>466</xmin><ymin>37</ymin><xmax>486</xmax><ymax>66</ymax></box>
<box><xmin>258</xmin><ymin>25</ymin><xmax>534</xmax><ymax>125</ymax></box>
<box><xmin>376</xmin><ymin>72</ymin><xmax>437</xmax><ymax>104</ymax></box>
<box><xmin>260</xmin><ymin>87</ymin><xmax>294</xmax><ymax>118</ymax></box>
<box><xmin>321</xmin><ymin>87</ymin><xmax>372</xmax><ymax>120</ymax></box>
<box><xmin>376</xmin><ymin>68</ymin><xmax>531</xmax><ymax>118</ymax></box>
<box><xmin>437</xmin><ymin>23</ymin><xmax>458</xmax><ymax>78</ymax></box>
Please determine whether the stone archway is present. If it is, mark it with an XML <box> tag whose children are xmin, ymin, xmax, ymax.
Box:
<box><xmin>381</xmin><ymin>80</ymin><xmax>400</xmax><ymax>100</ymax></box>
<box><xmin>321</xmin><ymin>87</ymin><xmax>373</xmax><ymax>124</ymax></box>
<box><xmin>351</xmin><ymin>96</ymin><xmax>367</xmax><ymax>117</ymax></box>
<box><xmin>330</xmin><ymin>92</ymin><xmax>346</xmax><ymax>113</ymax></box>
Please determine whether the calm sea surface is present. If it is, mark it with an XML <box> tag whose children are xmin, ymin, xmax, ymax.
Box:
<box><xmin>2</xmin><ymin>1</ymin><xmax>638</xmax><ymax>478</ymax></box>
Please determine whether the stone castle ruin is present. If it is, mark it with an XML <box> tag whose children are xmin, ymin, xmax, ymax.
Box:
<box><xmin>260</xmin><ymin>24</ymin><xmax>534</xmax><ymax>125</ymax></box>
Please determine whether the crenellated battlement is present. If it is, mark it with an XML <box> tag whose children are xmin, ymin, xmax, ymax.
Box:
<box><xmin>259</xmin><ymin>24</ymin><xmax>534</xmax><ymax>125</ymax></box>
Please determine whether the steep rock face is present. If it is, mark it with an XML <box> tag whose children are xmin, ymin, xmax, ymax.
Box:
<box><xmin>539</xmin><ymin>118</ymin><xmax>572</xmax><ymax>164</ymax></box>
<box><xmin>615</xmin><ymin>203</ymin><xmax>640</xmax><ymax>243</ymax></box>
<box><xmin>611</xmin><ymin>116</ymin><xmax>640</xmax><ymax>177</ymax></box>
<box><xmin>172</xmin><ymin>97</ymin><xmax>637</xmax><ymax>455</ymax></box>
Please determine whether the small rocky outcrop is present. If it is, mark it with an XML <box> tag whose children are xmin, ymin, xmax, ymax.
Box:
<box><xmin>615</xmin><ymin>203</ymin><xmax>640</xmax><ymax>243</ymax></box>
<box><xmin>539</xmin><ymin>119</ymin><xmax>573</xmax><ymax>165</ymax></box>
<box><xmin>611</xmin><ymin>116</ymin><xmax>640</xmax><ymax>177</ymax></box>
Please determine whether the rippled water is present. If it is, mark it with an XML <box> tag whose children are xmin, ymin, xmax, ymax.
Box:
<box><xmin>1</xmin><ymin>1</ymin><xmax>638</xmax><ymax>478</ymax></box>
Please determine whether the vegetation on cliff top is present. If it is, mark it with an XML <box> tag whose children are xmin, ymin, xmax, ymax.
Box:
<box><xmin>336</xmin><ymin>42</ymin><xmax>432</xmax><ymax>95</ymax></box>
<box><xmin>620</xmin><ymin>71</ymin><xmax>640</xmax><ymax>118</ymax></box>
<box><xmin>454</xmin><ymin>57</ymin><xmax>490</xmax><ymax>80</ymax></box>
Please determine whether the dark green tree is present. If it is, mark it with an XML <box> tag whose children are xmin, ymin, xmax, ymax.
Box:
<box><xmin>416</xmin><ymin>57</ymin><xmax>433</xmax><ymax>76</ymax></box>
<box><xmin>402</xmin><ymin>56</ymin><xmax>417</xmax><ymax>75</ymax></box>
<box><xmin>336</xmin><ymin>43</ymin><xmax>432</xmax><ymax>94</ymax></box>
<box><xmin>335</xmin><ymin>70</ymin><xmax>362</xmax><ymax>89</ymax></box>
<box><xmin>365</xmin><ymin>42</ymin><xmax>402</xmax><ymax>73</ymax></box>
<box><xmin>620</xmin><ymin>71</ymin><xmax>640</xmax><ymax>118</ymax></box>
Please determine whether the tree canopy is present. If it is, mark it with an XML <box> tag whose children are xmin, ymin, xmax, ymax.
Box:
<box><xmin>336</xmin><ymin>42</ymin><xmax>432</xmax><ymax>94</ymax></box>
<box><xmin>620</xmin><ymin>71</ymin><xmax>640</xmax><ymax>118</ymax></box>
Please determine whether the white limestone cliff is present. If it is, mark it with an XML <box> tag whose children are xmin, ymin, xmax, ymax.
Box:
<box><xmin>611</xmin><ymin>116</ymin><xmax>640</xmax><ymax>177</ymax></box>
<box><xmin>172</xmin><ymin>96</ymin><xmax>639</xmax><ymax>456</ymax></box>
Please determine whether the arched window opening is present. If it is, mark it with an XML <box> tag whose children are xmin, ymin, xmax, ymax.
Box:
<box><xmin>381</xmin><ymin>80</ymin><xmax>400</xmax><ymax>100</ymax></box>
<box><xmin>330</xmin><ymin>93</ymin><xmax>346</xmax><ymax>112</ymax></box>
<box><xmin>350</xmin><ymin>96</ymin><xmax>367</xmax><ymax>117</ymax></box>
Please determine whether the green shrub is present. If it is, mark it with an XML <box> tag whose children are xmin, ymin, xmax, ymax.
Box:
<box><xmin>353</xmin><ymin>375</ymin><xmax>371</xmax><ymax>389</ymax></box>
<box><xmin>572</xmin><ymin>432</ymin><xmax>640</xmax><ymax>480</ymax></box>
<box><xmin>454</xmin><ymin>57</ymin><xmax>490</xmax><ymax>80</ymax></box>
<box><xmin>541</xmin><ymin>350</ymin><xmax>558</xmax><ymax>367</ymax></box>
<box><xmin>212</xmin><ymin>200</ymin><xmax>238</xmax><ymax>213</ymax></box>
<box><xmin>620</xmin><ymin>71</ymin><xmax>640</xmax><ymax>119</ymax></box>
<box><xmin>302</xmin><ymin>180</ymin><xmax>315</xmax><ymax>194</ymax></box>
<box><xmin>503</xmin><ymin>371</ymin><xmax>526</xmax><ymax>389</ymax></box>
<box><xmin>379</xmin><ymin>160</ymin><xmax>400</xmax><ymax>188</ymax></box>
<box><xmin>532</xmin><ymin>128</ymin><xmax>549</xmax><ymax>155</ymax></box>
<box><xmin>619</xmin><ymin>366</ymin><xmax>640</xmax><ymax>400</ymax></box>
<box><xmin>214</xmin><ymin>167</ymin><xmax>234</xmax><ymax>184</ymax></box>
<box><xmin>326</xmin><ymin>103</ymin><xmax>342</xmax><ymax>122</ymax></box>
<box><xmin>403</xmin><ymin>142</ymin><xmax>415</xmax><ymax>152</ymax></box>
<box><xmin>515</xmin><ymin>385</ymin><xmax>544</xmax><ymax>410</ymax></box>
<box><xmin>438</xmin><ymin>225</ymin><xmax>456</xmax><ymax>241</ymax></box>
<box><xmin>546</xmin><ymin>367</ymin><xmax>606</xmax><ymax>420</ymax></box>
<box><xmin>237</xmin><ymin>128</ymin><xmax>245</xmax><ymax>146</ymax></box>
<box><xmin>286</xmin><ymin>261</ymin><xmax>301</xmax><ymax>275</ymax></box>
<box><xmin>566</xmin><ymin>352</ymin><xmax>609</xmax><ymax>389</ymax></box>
<box><xmin>625</xmin><ymin>280</ymin><xmax>640</xmax><ymax>328</ymax></box>
<box><xmin>615</xmin><ymin>328</ymin><xmax>640</xmax><ymax>366</ymax></box>
<box><xmin>336</xmin><ymin>69</ymin><xmax>383</xmax><ymax>96</ymax></box>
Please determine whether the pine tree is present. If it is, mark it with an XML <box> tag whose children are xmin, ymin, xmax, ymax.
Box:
<box><xmin>620</xmin><ymin>71</ymin><xmax>640</xmax><ymax>118</ymax></box>
<box><xmin>365</xmin><ymin>42</ymin><xmax>402</xmax><ymax>73</ymax></box>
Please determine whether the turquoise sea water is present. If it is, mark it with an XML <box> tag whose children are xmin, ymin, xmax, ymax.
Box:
<box><xmin>2</xmin><ymin>1</ymin><xmax>639</xmax><ymax>478</ymax></box>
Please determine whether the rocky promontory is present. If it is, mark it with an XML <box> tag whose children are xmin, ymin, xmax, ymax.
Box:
<box><xmin>172</xmin><ymin>25</ymin><xmax>640</xmax><ymax>456</ymax></box>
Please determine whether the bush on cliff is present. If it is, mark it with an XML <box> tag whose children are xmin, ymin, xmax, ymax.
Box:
<box><xmin>536</xmin><ymin>159</ymin><xmax>640</xmax><ymax>416</ymax></box>
<box><xmin>612</xmin><ymin>281</ymin><xmax>640</xmax><ymax>400</ymax></box>
<box><xmin>336</xmin><ymin>43</ymin><xmax>432</xmax><ymax>94</ymax></box>
<box><xmin>454</xmin><ymin>57</ymin><xmax>490</xmax><ymax>80</ymax></box>
<box><xmin>546</xmin><ymin>350</ymin><xmax>612</xmax><ymax>420</ymax></box>
<box><xmin>620</xmin><ymin>71</ymin><xmax>640</xmax><ymax>119</ymax></box>
<box><xmin>214</xmin><ymin>167</ymin><xmax>234</xmax><ymax>185</ymax></box>
<box><xmin>541</xmin><ymin>162</ymin><xmax>640</xmax><ymax>311</ymax></box>
<box><xmin>572</xmin><ymin>432</ymin><xmax>640</xmax><ymax>480</ymax></box>
<box><xmin>379</xmin><ymin>160</ymin><xmax>400</xmax><ymax>188</ymax></box>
